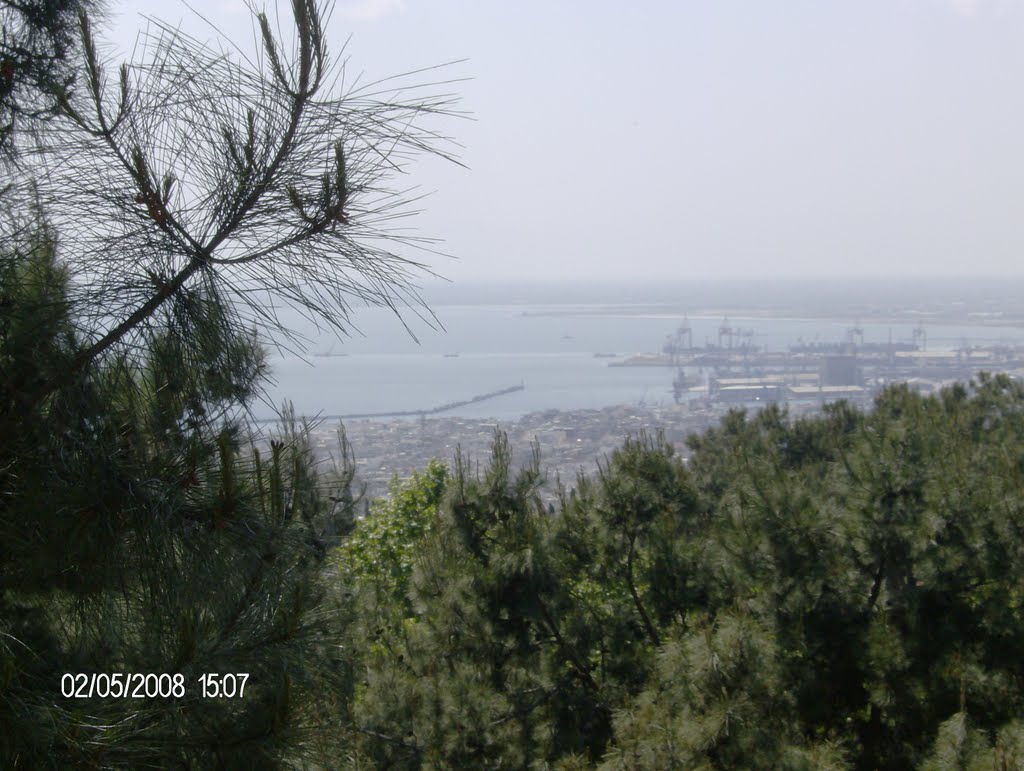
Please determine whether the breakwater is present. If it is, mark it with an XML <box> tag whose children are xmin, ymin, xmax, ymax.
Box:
<box><xmin>257</xmin><ymin>384</ymin><xmax>526</xmax><ymax>422</ymax></box>
<box><xmin>335</xmin><ymin>384</ymin><xmax>525</xmax><ymax>419</ymax></box>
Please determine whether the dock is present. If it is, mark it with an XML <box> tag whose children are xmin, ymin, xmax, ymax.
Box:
<box><xmin>256</xmin><ymin>384</ymin><xmax>526</xmax><ymax>422</ymax></box>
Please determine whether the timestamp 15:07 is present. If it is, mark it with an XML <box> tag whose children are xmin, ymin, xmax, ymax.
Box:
<box><xmin>198</xmin><ymin>673</ymin><xmax>249</xmax><ymax>698</ymax></box>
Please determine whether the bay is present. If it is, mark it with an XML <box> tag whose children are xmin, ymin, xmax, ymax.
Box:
<box><xmin>260</xmin><ymin>295</ymin><xmax>1024</xmax><ymax>422</ymax></box>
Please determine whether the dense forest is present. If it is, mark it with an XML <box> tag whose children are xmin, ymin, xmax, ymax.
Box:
<box><xmin>333</xmin><ymin>376</ymin><xmax>1024</xmax><ymax>770</ymax></box>
<box><xmin>3</xmin><ymin>0</ymin><xmax>1024</xmax><ymax>768</ymax></box>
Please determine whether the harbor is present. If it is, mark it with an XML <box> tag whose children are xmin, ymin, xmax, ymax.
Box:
<box><xmin>611</xmin><ymin>317</ymin><xmax>1024</xmax><ymax>408</ymax></box>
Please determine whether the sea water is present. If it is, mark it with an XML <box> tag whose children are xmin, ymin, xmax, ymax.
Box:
<box><xmin>258</xmin><ymin>279</ymin><xmax>1024</xmax><ymax>422</ymax></box>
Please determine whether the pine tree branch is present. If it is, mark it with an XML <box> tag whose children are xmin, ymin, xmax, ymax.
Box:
<box><xmin>535</xmin><ymin>595</ymin><xmax>599</xmax><ymax>692</ymax></box>
<box><xmin>627</xmin><ymin>532</ymin><xmax>660</xmax><ymax>648</ymax></box>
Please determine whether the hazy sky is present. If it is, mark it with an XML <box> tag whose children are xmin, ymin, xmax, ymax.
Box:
<box><xmin>105</xmin><ymin>0</ymin><xmax>1024</xmax><ymax>281</ymax></box>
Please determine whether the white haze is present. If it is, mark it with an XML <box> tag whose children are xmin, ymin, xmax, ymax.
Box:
<box><xmin>105</xmin><ymin>0</ymin><xmax>1024</xmax><ymax>281</ymax></box>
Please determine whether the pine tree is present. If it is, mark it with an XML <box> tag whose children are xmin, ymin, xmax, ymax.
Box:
<box><xmin>328</xmin><ymin>380</ymin><xmax>1024</xmax><ymax>768</ymax></box>
<box><xmin>0</xmin><ymin>0</ymin><xmax>461</xmax><ymax>765</ymax></box>
<box><xmin>1</xmin><ymin>0</ymin><xmax>92</xmax><ymax>157</ymax></box>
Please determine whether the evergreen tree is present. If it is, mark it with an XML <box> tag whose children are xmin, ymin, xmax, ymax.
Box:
<box><xmin>1</xmin><ymin>0</ymin><xmax>92</xmax><ymax>157</ymax></box>
<box><xmin>0</xmin><ymin>0</ymin><xmax>460</xmax><ymax>765</ymax></box>
<box><xmin>343</xmin><ymin>380</ymin><xmax>1024</xmax><ymax>769</ymax></box>
<box><xmin>347</xmin><ymin>438</ymin><xmax>561</xmax><ymax>768</ymax></box>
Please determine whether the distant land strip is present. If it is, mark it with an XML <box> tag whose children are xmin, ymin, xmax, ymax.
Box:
<box><xmin>521</xmin><ymin>308</ymin><xmax>1024</xmax><ymax>326</ymax></box>
<box><xmin>254</xmin><ymin>384</ymin><xmax>525</xmax><ymax>422</ymax></box>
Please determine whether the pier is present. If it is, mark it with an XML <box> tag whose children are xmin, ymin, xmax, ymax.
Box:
<box><xmin>256</xmin><ymin>384</ymin><xmax>526</xmax><ymax>422</ymax></box>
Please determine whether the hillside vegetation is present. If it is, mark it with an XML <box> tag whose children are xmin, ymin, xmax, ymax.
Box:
<box><xmin>3</xmin><ymin>0</ymin><xmax>1022</xmax><ymax>766</ymax></box>
<box><xmin>5</xmin><ymin>240</ymin><xmax>1023</xmax><ymax>766</ymax></box>
<box><xmin>337</xmin><ymin>376</ymin><xmax>1024</xmax><ymax>770</ymax></box>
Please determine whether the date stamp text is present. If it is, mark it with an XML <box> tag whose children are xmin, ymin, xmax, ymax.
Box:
<box><xmin>61</xmin><ymin>673</ymin><xmax>249</xmax><ymax>699</ymax></box>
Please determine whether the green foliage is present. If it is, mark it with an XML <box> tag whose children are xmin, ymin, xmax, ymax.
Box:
<box><xmin>0</xmin><ymin>0</ymin><xmax>90</xmax><ymax>157</ymax></box>
<box><xmin>342</xmin><ymin>433</ymin><xmax>699</xmax><ymax>766</ymax></box>
<box><xmin>1</xmin><ymin>0</ymin><xmax>462</xmax><ymax>764</ymax></box>
<box><xmin>346</xmin><ymin>437</ymin><xmax>559</xmax><ymax>768</ymax></box>
<box><xmin>0</xmin><ymin>228</ymin><xmax>356</xmax><ymax>766</ymax></box>
<box><xmin>603</xmin><ymin>612</ymin><xmax>850</xmax><ymax>770</ymax></box>
<box><xmin>337</xmin><ymin>459</ymin><xmax>449</xmax><ymax>611</ymax></box>
<box><xmin>12</xmin><ymin>2</ymin><xmax>1023</xmax><ymax>763</ymax></box>
<box><xmin>335</xmin><ymin>376</ymin><xmax>1024</xmax><ymax>769</ymax></box>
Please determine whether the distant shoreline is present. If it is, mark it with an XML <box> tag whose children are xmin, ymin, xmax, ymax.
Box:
<box><xmin>520</xmin><ymin>307</ymin><xmax>1024</xmax><ymax>328</ymax></box>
